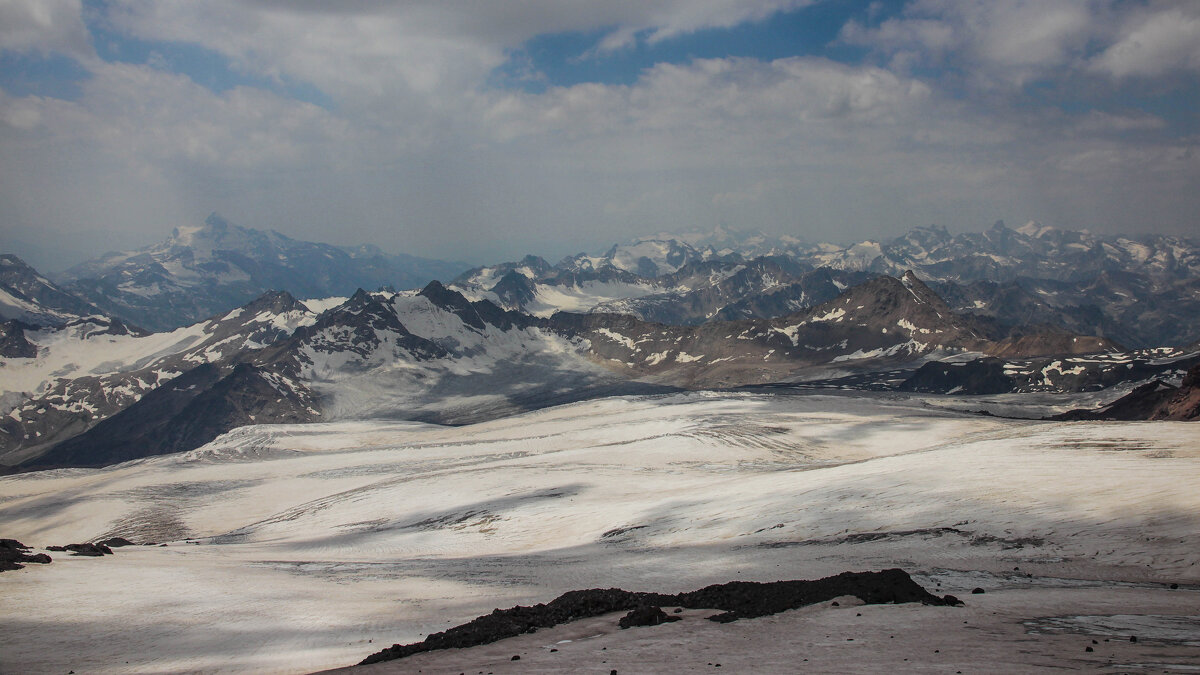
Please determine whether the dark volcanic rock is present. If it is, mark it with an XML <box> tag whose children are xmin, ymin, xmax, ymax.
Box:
<box><xmin>618</xmin><ymin>606</ymin><xmax>681</xmax><ymax>629</ymax></box>
<box><xmin>359</xmin><ymin>568</ymin><xmax>954</xmax><ymax>665</ymax></box>
<box><xmin>97</xmin><ymin>537</ymin><xmax>136</xmax><ymax>548</ymax></box>
<box><xmin>0</xmin><ymin>538</ymin><xmax>53</xmax><ymax>571</ymax></box>
<box><xmin>63</xmin><ymin>542</ymin><xmax>113</xmax><ymax>556</ymax></box>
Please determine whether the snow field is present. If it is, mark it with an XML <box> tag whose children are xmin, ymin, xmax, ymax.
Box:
<box><xmin>0</xmin><ymin>392</ymin><xmax>1197</xmax><ymax>673</ymax></box>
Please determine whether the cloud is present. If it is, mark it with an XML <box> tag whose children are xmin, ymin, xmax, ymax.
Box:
<box><xmin>0</xmin><ymin>0</ymin><xmax>93</xmax><ymax>59</ymax></box>
<box><xmin>102</xmin><ymin>1</ymin><xmax>817</xmax><ymax>106</ymax></box>
<box><xmin>0</xmin><ymin>0</ymin><xmax>1198</xmax><ymax>270</ymax></box>
<box><xmin>1090</xmin><ymin>5</ymin><xmax>1200</xmax><ymax>78</ymax></box>
<box><xmin>841</xmin><ymin>0</ymin><xmax>1098</xmax><ymax>86</ymax></box>
<box><xmin>5</xmin><ymin>61</ymin><xmax>352</xmax><ymax>170</ymax></box>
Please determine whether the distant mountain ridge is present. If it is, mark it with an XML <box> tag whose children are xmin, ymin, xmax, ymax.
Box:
<box><xmin>56</xmin><ymin>213</ymin><xmax>470</xmax><ymax>332</ymax></box>
<box><xmin>17</xmin><ymin>217</ymin><xmax>1199</xmax><ymax>344</ymax></box>
<box><xmin>451</xmin><ymin>220</ymin><xmax>1200</xmax><ymax>348</ymax></box>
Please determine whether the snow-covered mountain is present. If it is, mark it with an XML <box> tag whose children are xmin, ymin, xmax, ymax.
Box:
<box><xmin>455</xmin><ymin>254</ymin><xmax>870</xmax><ymax>326</ymax></box>
<box><xmin>58</xmin><ymin>213</ymin><xmax>469</xmax><ymax>332</ymax></box>
<box><xmin>801</xmin><ymin>221</ymin><xmax>1200</xmax><ymax>283</ymax></box>
<box><xmin>452</xmin><ymin>221</ymin><xmax>1200</xmax><ymax>347</ymax></box>
<box><xmin>5</xmin><ymin>272</ymin><xmax>1123</xmax><ymax>470</ymax></box>
<box><xmin>0</xmin><ymin>290</ymin><xmax>319</xmax><ymax>467</ymax></box>
<box><xmin>0</xmin><ymin>254</ymin><xmax>106</xmax><ymax>327</ymax></box>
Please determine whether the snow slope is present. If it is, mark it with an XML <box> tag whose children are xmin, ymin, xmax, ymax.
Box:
<box><xmin>1</xmin><ymin>392</ymin><xmax>1197</xmax><ymax>673</ymax></box>
<box><xmin>297</xmin><ymin>291</ymin><xmax>636</xmax><ymax>423</ymax></box>
<box><xmin>1</xmin><ymin>301</ymin><xmax>317</xmax><ymax>401</ymax></box>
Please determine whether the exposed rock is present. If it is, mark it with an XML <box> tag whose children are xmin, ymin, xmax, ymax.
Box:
<box><xmin>0</xmin><ymin>254</ymin><xmax>107</xmax><ymax>326</ymax></box>
<box><xmin>1053</xmin><ymin>363</ymin><xmax>1200</xmax><ymax>421</ymax></box>
<box><xmin>359</xmin><ymin>568</ymin><xmax>956</xmax><ymax>665</ymax></box>
<box><xmin>0</xmin><ymin>538</ymin><xmax>52</xmax><ymax>571</ymax></box>
<box><xmin>97</xmin><ymin>537</ymin><xmax>136</xmax><ymax>548</ymax></box>
<box><xmin>0</xmin><ymin>320</ymin><xmax>38</xmax><ymax>358</ymax></box>
<box><xmin>618</xmin><ymin>606</ymin><xmax>681</xmax><ymax>629</ymax></box>
<box><xmin>902</xmin><ymin>351</ymin><xmax>1199</xmax><ymax>395</ymax></box>
<box><xmin>899</xmin><ymin>358</ymin><xmax>1014</xmax><ymax>395</ymax></box>
<box><xmin>49</xmin><ymin>543</ymin><xmax>113</xmax><ymax>557</ymax></box>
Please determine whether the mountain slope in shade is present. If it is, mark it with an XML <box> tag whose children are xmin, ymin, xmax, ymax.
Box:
<box><xmin>26</xmin><ymin>362</ymin><xmax>319</xmax><ymax>470</ymax></box>
<box><xmin>899</xmin><ymin>348</ymin><xmax>1199</xmax><ymax>395</ymax></box>
<box><xmin>1053</xmin><ymin>363</ymin><xmax>1200</xmax><ymax>421</ymax></box>
<box><xmin>272</xmin><ymin>281</ymin><xmax>673</xmax><ymax>426</ymax></box>
<box><xmin>0</xmin><ymin>290</ymin><xmax>318</xmax><ymax>467</ymax></box>
<box><xmin>59</xmin><ymin>213</ymin><xmax>468</xmax><ymax>331</ymax></box>
<box><xmin>0</xmin><ymin>254</ymin><xmax>107</xmax><ymax>326</ymax></box>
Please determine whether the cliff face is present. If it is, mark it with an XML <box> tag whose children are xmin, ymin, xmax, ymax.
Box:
<box><xmin>1150</xmin><ymin>364</ymin><xmax>1200</xmax><ymax>421</ymax></box>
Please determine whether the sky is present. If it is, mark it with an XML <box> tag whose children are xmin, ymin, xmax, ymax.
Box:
<box><xmin>1</xmin><ymin>0</ymin><xmax>1198</xmax><ymax>271</ymax></box>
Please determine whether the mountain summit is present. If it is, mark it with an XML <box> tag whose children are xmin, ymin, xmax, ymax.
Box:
<box><xmin>57</xmin><ymin>214</ymin><xmax>469</xmax><ymax>331</ymax></box>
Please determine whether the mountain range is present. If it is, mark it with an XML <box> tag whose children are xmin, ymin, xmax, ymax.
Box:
<box><xmin>51</xmin><ymin>213</ymin><xmax>470</xmax><ymax>332</ymax></box>
<box><xmin>451</xmin><ymin>220</ymin><xmax>1200</xmax><ymax>348</ymax></box>
<box><xmin>2</xmin><ymin>216</ymin><xmax>1198</xmax><ymax>470</ymax></box>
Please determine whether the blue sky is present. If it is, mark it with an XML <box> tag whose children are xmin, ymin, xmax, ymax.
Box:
<box><xmin>1</xmin><ymin>0</ymin><xmax>1198</xmax><ymax>270</ymax></box>
<box><xmin>492</xmin><ymin>1</ymin><xmax>893</xmax><ymax>91</ymax></box>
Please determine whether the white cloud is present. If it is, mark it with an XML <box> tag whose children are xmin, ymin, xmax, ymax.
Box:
<box><xmin>4</xmin><ymin>61</ymin><xmax>353</xmax><ymax>170</ymax></box>
<box><xmin>1091</xmin><ymin>5</ymin><xmax>1200</xmax><ymax>78</ymax></box>
<box><xmin>0</xmin><ymin>0</ymin><xmax>93</xmax><ymax>59</ymax></box>
<box><xmin>1</xmin><ymin>0</ymin><xmax>1198</xmax><ymax>269</ymax></box>
<box><xmin>844</xmin><ymin>0</ymin><xmax>1200</xmax><ymax>87</ymax></box>
<box><xmin>102</xmin><ymin>1</ymin><xmax>816</xmax><ymax>110</ymax></box>
<box><xmin>841</xmin><ymin>0</ymin><xmax>1097</xmax><ymax>86</ymax></box>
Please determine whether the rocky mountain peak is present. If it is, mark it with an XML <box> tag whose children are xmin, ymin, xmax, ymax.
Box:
<box><xmin>204</xmin><ymin>211</ymin><xmax>230</xmax><ymax>231</ymax></box>
<box><xmin>419</xmin><ymin>279</ymin><xmax>471</xmax><ymax>311</ymax></box>
<box><xmin>491</xmin><ymin>270</ymin><xmax>538</xmax><ymax>308</ymax></box>
<box><xmin>240</xmin><ymin>289</ymin><xmax>310</xmax><ymax>316</ymax></box>
<box><xmin>419</xmin><ymin>279</ymin><xmax>526</xmax><ymax>331</ymax></box>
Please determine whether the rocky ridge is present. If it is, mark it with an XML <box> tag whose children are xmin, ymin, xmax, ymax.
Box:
<box><xmin>359</xmin><ymin>568</ymin><xmax>958</xmax><ymax>665</ymax></box>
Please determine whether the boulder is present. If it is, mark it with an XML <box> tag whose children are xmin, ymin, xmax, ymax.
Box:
<box><xmin>618</xmin><ymin>606</ymin><xmax>681</xmax><ymax>629</ymax></box>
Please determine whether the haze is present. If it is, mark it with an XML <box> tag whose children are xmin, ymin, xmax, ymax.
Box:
<box><xmin>1</xmin><ymin>0</ymin><xmax>1198</xmax><ymax>272</ymax></box>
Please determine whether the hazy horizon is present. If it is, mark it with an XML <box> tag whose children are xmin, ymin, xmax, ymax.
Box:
<box><xmin>3</xmin><ymin>1</ymin><xmax>1198</xmax><ymax>271</ymax></box>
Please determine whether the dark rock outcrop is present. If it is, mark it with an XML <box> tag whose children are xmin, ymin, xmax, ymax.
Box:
<box><xmin>0</xmin><ymin>539</ymin><xmax>53</xmax><ymax>571</ymax></box>
<box><xmin>0</xmin><ymin>320</ymin><xmax>38</xmax><ymax>358</ymax></box>
<box><xmin>899</xmin><ymin>358</ymin><xmax>1015</xmax><ymax>395</ymax></box>
<box><xmin>1053</xmin><ymin>363</ymin><xmax>1200</xmax><ymax>421</ymax></box>
<box><xmin>359</xmin><ymin>568</ymin><xmax>956</xmax><ymax>665</ymax></box>
<box><xmin>97</xmin><ymin>537</ymin><xmax>136</xmax><ymax>548</ymax></box>
<box><xmin>618</xmin><ymin>606</ymin><xmax>681</xmax><ymax>629</ymax></box>
<box><xmin>59</xmin><ymin>542</ymin><xmax>113</xmax><ymax>556</ymax></box>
